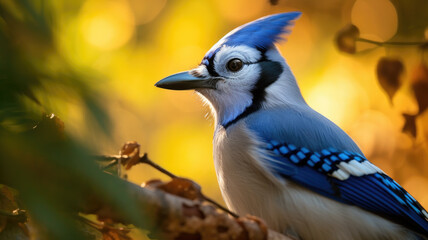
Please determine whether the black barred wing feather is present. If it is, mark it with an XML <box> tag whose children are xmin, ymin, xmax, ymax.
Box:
<box><xmin>264</xmin><ymin>140</ymin><xmax>428</xmax><ymax>235</ymax></box>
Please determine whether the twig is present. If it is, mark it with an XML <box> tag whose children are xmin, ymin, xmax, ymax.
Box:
<box><xmin>101</xmin><ymin>160</ymin><xmax>120</xmax><ymax>170</ymax></box>
<box><xmin>357</xmin><ymin>38</ymin><xmax>427</xmax><ymax>46</ymax></box>
<box><xmin>78</xmin><ymin>215</ymin><xmax>104</xmax><ymax>230</ymax></box>
<box><xmin>138</xmin><ymin>154</ymin><xmax>239</xmax><ymax>217</ymax></box>
<box><xmin>93</xmin><ymin>155</ymin><xmax>120</xmax><ymax>162</ymax></box>
<box><xmin>0</xmin><ymin>209</ymin><xmax>27</xmax><ymax>222</ymax></box>
<box><xmin>203</xmin><ymin>195</ymin><xmax>239</xmax><ymax>218</ymax></box>
<box><xmin>94</xmin><ymin>154</ymin><xmax>239</xmax><ymax>218</ymax></box>
<box><xmin>78</xmin><ymin>215</ymin><xmax>132</xmax><ymax>240</ymax></box>
<box><xmin>139</xmin><ymin>153</ymin><xmax>177</xmax><ymax>179</ymax></box>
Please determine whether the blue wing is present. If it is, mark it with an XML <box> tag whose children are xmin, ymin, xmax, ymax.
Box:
<box><xmin>244</xmin><ymin>106</ymin><xmax>428</xmax><ymax>235</ymax></box>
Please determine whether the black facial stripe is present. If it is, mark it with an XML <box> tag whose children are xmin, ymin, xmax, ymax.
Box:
<box><xmin>205</xmin><ymin>53</ymin><xmax>220</xmax><ymax>77</ymax></box>
<box><xmin>205</xmin><ymin>47</ymin><xmax>267</xmax><ymax>77</ymax></box>
<box><xmin>204</xmin><ymin>60</ymin><xmax>262</xmax><ymax>76</ymax></box>
<box><xmin>256</xmin><ymin>47</ymin><xmax>269</xmax><ymax>62</ymax></box>
<box><xmin>223</xmin><ymin>59</ymin><xmax>283</xmax><ymax>128</ymax></box>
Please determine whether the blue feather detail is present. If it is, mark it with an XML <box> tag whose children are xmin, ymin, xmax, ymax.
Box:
<box><xmin>338</xmin><ymin>153</ymin><xmax>350</xmax><ymax>160</ymax></box>
<box><xmin>243</xmin><ymin>104</ymin><xmax>428</xmax><ymax>234</ymax></box>
<box><xmin>296</xmin><ymin>151</ymin><xmax>305</xmax><ymax>159</ymax></box>
<box><xmin>329</xmin><ymin>155</ymin><xmax>339</xmax><ymax>162</ymax></box>
<box><xmin>245</xmin><ymin>106</ymin><xmax>363</xmax><ymax>154</ymax></box>
<box><xmin>339</xmin><ymin>174</ymin><xmax>428</xmax><ymax>234</ymax></box>
<box><xmin>290</xmin><ymin>154</ymin><xmax>299</xmax><ymax>163</ymax></box>
<box><xmin>301</xmin><ymin>147</ymin><xmax>310</xmax><ymax>154</ymax></box>
<box><xmin>201</xmin><ymin>12</ymin><xmax>301</xmax><ymax>67</ymax></box>
<box><xmin>288</xmin><ymin>144</ymin><xmax>297</xmax><ymax>151</ymax></box>
<box><xmin>310</xmin><ymin>154</ymin><xmax>320</xmax><ymax>163</ymax></box>
<box><xmin>222</xmin><ymin>12</ymin><xmax>301</xmax><ymax>49</ymax></box>
<box><xmin>279</xmin><ymin>146</ymin><xmax>289</xmax><ymax>154</ymax></box>
<box><xmin>262</xmin><ymin>140</ymin><xmax>428</xmax><ymax>235</ymax></box>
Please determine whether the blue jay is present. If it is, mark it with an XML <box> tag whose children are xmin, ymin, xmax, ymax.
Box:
<box><xmin>155</xmin><ymin>12</ymin><xmax>428</xmax><ymax>239</ymax></box>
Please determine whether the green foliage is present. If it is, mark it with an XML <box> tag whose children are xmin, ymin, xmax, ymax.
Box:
<box><xmin>0</xmin><ymin>1</ymin><xmax>147</xmax><ymax>239</ymax></box>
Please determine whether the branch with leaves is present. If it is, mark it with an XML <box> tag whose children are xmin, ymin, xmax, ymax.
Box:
<box><xmin>79</xmin><ymin>176</ymin><xmax>290</xmax><ymax>240</ymax></box>
<box><xmin>0</xmin><ymin>118</ymin><xmax>291</xmax><ymax>240</ymax></box>
<box><xmin>88</xmin><ymin>141</ymin><xmax>291</xmax><ymax>240</ymax></box>
<box><xmin>335</xmin><ymin>23</ymin><xmax>428</xmax><ymax>138</ymax></box>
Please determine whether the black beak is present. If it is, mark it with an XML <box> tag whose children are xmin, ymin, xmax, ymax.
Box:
<box><xmin>155</xmin><ymin>71</ymin><xmax>217</xmax><ymax>90</ymax></box>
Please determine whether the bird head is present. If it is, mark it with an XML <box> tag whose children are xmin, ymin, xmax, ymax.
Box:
<box><xmin>156</xmin><ymin>12</ymin><xmax>305</xmax><ymax>127</ymax></box>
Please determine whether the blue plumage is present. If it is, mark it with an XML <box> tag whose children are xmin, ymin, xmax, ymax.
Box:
<box><xmin>220</xmin><ymin>12</ymin><xmax>301</xmax><ymax>49</ymax></box>
<box><xmin>245</xmin><ymin>106</ymin><xmax>363</xmax><ymax>154</ymax></box>
<box><xmin>243</xmin><ymin>107</ymin><xmax>428</xmax><ymax>234</ymax></box>
<box><xmin>202</xmin><ymin>12</ymin><xmax>301</xmax><ymax>67</ymax></box>
<box><xmin>264</xmin><ymin>141</ymin><xmax>428</xmax><ymax>234</ymax></box>
<box><xmin>156</xmin><ymin>11</ymin><xmax>428</xmax><ymax>239</ymax></box>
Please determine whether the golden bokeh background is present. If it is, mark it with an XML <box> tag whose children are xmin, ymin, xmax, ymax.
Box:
<box><xmin>33</xmin><ymin>0</ymin><xmax>428</xmax><ymax>207</ymax></box>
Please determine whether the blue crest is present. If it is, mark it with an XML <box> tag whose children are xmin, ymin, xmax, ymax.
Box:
<box><xmin>202</xmin><ymin>12</ymin><xmax>301</xmax><ymax>65</ymax></box>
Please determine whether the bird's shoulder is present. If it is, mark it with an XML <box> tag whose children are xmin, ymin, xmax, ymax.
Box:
<box><xmin>239</xmin><ymin>105</ymin><xmax>428</xmax><ymax>235</ymax></box>
<box><xmin>243</xmin><ymin>105</ymin><xmax>362</xmax><ymax>154</ymax></box>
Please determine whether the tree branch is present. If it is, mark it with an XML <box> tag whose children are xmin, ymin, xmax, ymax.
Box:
<box><xmin>80</xmin><ymin>177</ymin><xmax>292</xmax><ymax>240</ymax></box>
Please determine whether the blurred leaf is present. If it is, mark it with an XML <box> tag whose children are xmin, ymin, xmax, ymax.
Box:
<box><xmin>0</xmin><ymin>185</ymin><xmax>29</xmax><ymax>239</ymax></box>
<box><xmin>269</xmin><ymin>0</ymin><xmax>279</xmax><ymax>5</ymax></box>
<box><xmin>0</xmin><ymin>185</ymin><xmax>19</xmax><ymax>212</ymax></box>
<box><xmin>32</xmin><ymin>113</ymin><xmax>65</xmax><ymax>140</ymax></box>
<box><xmin>410</xmin><ymin>63</ymin><xmax>428</xmax><ymax>115</ymax></box>
<box><xmin>102</xmin><ymin>227</ymin><xmax>131</xmax><ymax>240</ymax></box>
<box><xmin>0</xmin><ymin>1</ymin><xmax>148</xmax><ymax>239</ymax></box>
<box><xmin>376</xmin><ymin>57</ymin><xmax>405</xmax><ymax>101</ymax></box>
<box><xmin>0</xmin><ymin>216</ymin><xmax>5</xmax><ymax>233</ymax></box>
<box><xmin>335</xmin><ymin>24</ymin><xmax>360</xmax><ymax>54</ymax></box>
<box><xmin>402</xmin><ymin>113</ymin><xmax>417</xmax><ymax>137</ymax></box>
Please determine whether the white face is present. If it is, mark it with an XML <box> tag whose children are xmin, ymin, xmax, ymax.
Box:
<box><xmin>189</xmin><ymin>45</ymin><xmax>304</xmax><ymax>127</ymax></box>
<box><xmin>191</xmin><ymin>45</ymin><xmax>264</xmax><ymax>126</ymax></box>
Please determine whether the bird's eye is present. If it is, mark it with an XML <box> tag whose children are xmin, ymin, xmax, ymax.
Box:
<box><xmin>226</xmin><ymin>58</ymin><xmax>243</xmax><ymax>72</ymax></box>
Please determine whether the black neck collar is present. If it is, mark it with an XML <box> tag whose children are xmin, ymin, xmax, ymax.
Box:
<box><xmin>222</xmin><ymin>59</ymin><xmax>283</xmax><ymax>129</ymax></box>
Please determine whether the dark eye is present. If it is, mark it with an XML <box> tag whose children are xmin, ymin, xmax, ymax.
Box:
<box><xmin>226</xmin><ymin>58</ymin><xmax>243</xmax><ymax>72</ymax></box>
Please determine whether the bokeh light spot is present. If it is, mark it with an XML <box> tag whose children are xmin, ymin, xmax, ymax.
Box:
<box><xmin>279</xmin><ymin>13</ymin><xmax>315</xmax><ymax>74</ymax></box>
<box><xmin>215</xmin><ymin>0</ymin><xmax>266</xmax><ymax>23</ymax></box>
<box><xmin>349</xmin><ymin>110</ymin><xmax>396</xmax><ymax>159</ymax></box>
<box><xmin>128</xmin><ymin>0</ymin><xmax>167</xmax><ymax>25</ymax></box>
<box><xmin>149</xmin><ymin>121</ymin><xmax>219</xmax><ymax>197</ymax></box>
<box><xmin>351</xmin><ymin>0</ymin><xmax>398</xmax><ymax>41</ymax></box>
<box><xmin>79</xmin><ymin>0</ymin><xmax>135</xmax><ymax>50</ymax></box>
<box><xmin>306</xmin><ymin>67</ymin><xmax>370</xmax><ymax>129</ymax></box>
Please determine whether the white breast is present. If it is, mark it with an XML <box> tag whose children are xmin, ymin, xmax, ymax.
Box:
<box><xmin>213</xmin><ymin>123</ymin><xmax>285</xmax><ymax>225</ymax></box>
<box><xmin>212</xmin><ymin>122</ymin><xmax>420</xmax><ymax>240</ymax></box>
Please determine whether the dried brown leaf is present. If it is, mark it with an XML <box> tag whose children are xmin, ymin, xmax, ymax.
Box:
<box><xmin>119</xmin><ymin>141</ymin><xmax>141</xmax><ymax>170</ymax></box>
<box><xmin>0</xmin><ymin>186</ymin><xmax>28</xmax><ymax>237</ymax></box>
<box><xmin>376</xmin><ymin>57</ymin><xmax>405</xmax><ymax>101</ymax></box>
<box><xmin>410</xmin><ymin>63</ymin><xmax>428</xmax><ymax>115</ymax></box>
<box><xmin>238</xmin><ymin>215</ymin><xmax>268</xmax><ymax>240</ymax></box>
<box><xmin>0</xmin><ymin>216</ymin><xmax>6</xmax><ymax>233</ymax></box>
<box><xmin>0</xmin><ymin>185</ymin><xmax>19</xmax><ymax>211</ymax></box>
<box><xmin>102</xmin><ymin>227</ymin><xmax>131</xmax><ymax>240</ymax></box>
<box><xmin>145</xmin><ymin>178</ymin><xmax>203</xmax><ymax>201</ymax></box>
<box><xmin>120</xmin><ymin>141</ymin><xmax>140</xmax><ymax>156</ymax></box>
<box><xmin>402</xmin><ymin>114</ymin><xmax>417</xmax><ymax>137</ymax></box>
<box><xmin>335</xmin><ymin>24</ymin><xmax>360</xmax><ymax>54</ymax></box>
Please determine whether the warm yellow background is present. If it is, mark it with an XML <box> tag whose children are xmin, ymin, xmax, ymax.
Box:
<box><xmin>51</xmin><ymin>0</ymin><xmax>428</xmax><ymax>207</ymax></box>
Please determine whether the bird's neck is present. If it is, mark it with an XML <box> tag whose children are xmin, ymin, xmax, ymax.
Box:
<box><xmin>262</xmin><ymin>64</ymin><xmax>307</xmax><ymax>109</ymax></box>
<box><xmin>198</xmin><ymin>88</ymin><xmax>254</xmax><ymax>128</ymax></box>
<box><xmin>201</xmin><ymin>67</ymin><xmax>307</xmax><ymax>129</ymax></box>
